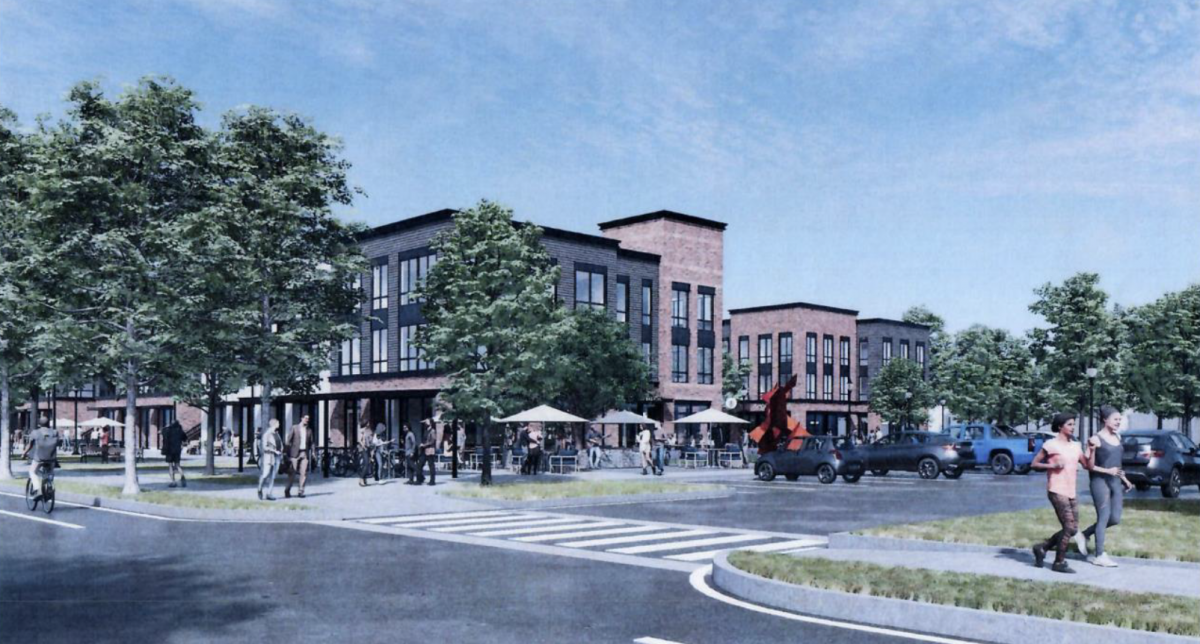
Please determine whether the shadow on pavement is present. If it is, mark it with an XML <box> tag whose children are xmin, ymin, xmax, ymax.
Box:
<box><xmin>0</xmin><ymin>554</ymin><xmax>273</xmax><ymax>643</ymax></box>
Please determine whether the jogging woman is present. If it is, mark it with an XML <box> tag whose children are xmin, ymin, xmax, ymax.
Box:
<box><xmin>1030</xmin><ymin>412</ymin><xmax>1095</xmax><ymax>573</ymax></box>
<box><xmin>1078</xmin><ymin>405</ymin><xmax>1134</xmax><ymax>567</ymax></box>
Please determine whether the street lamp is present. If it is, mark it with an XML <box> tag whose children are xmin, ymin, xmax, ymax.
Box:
<box><xmin>1085</xmin><ymin>367</ymin><xmax>1098</xmax><ymax>444</ymax></box>
<box><xmin>940</xmin><ymin>398</ymin><xmax>947</xmax><ymax>432</ymax></box>
<box><xmin>846</xmin><ymin>381</ymin><xmax>854</xmax><ymax>443</ymax></box>
<box><xmin>904</xmin><ymin>391</ymin><xmax>913</xmax><ymax>430</ymax></box>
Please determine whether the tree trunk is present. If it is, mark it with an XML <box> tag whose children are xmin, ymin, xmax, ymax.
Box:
<box><xmin>0</xmin><ymin>363</ymin><xmax>13</xmax><ymax>480</ymax></box>
<box><xmin>1157</xmin><ymin>414</ymin><xmax>1163</xmax><ymax>430</ymax></box>
<box><xmin>205</xmin><ymin>379</ymin><xmax>218</xmax><ymax>476</ymax></box>
<box><xmin>479</xmin><ymin>421</ymin><xmax>491</xmax><ymax>486</ymax></box>
<box><xmin>122</xmin><ymin>364</ymin><xmax>140</xmax><ymax>495</ymax></box>
<box><xmin>259</xmin><ymin>294</ymin><xmax>273</xmax><ymax>446</ymax></box>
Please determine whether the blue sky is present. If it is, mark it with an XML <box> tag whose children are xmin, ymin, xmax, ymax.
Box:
<box><xmin>2</xmin><ymin>0</ymin><xmax>1197</xmax><ymax>333</ymax></box>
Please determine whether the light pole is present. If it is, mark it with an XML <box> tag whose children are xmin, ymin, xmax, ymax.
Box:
<box><xmin>940</xmin><ymin>398</ymin><xmax>947</xmax><ymax>432</ymax></box>
<box><xmin>846</xmin><ymin>381</ymin><xmax>854</xmax><ymax>443</ymax></box>
<box><xmin>904</xmin><ymin>391</ymin><xmax>913</xmax><ymax>430</ymax></box>
<box><xmin>1085</xmin><ymin>367</ymin><xmax>1098</xmax><ymax>444</ymax></box>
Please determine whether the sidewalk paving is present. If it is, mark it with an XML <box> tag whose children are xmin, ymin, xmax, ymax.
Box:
<box><xmin>790</xmin><ymin>547</ymin><xmax>1200</xmax><ymax>598</ymax></box>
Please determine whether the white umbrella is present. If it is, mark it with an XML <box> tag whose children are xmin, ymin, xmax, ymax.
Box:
<box><xmin>590</xmin><ymin>410</ymin><xmax>657</xmax><ymax>425</ymax></box>
<box><xmin>80</xmin><ymin>417</ymin><xmax>125</xmax><ymax>428</ymax></box>
<box><xmin>673</xmin><ymin>408</ymin><xmax>750</xmax><ymax>425</ymax></box>
<box><xmin>495</xmin><ymin>405</ymin><xmax>588</xmax><ymax>424</ymax></box>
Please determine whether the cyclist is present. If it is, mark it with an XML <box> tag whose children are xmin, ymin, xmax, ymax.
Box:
<box><xmin>22</xmin><ymin>416</ymin><xmax>60</xmax><ymax>499</ymax></box>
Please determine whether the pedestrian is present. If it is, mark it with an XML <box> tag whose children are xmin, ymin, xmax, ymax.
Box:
<box><xmin>21</xmin><ymin>416</ymin><xmax>59</xmax><ymax>499</ymax></box>
<box><xmin>372</xmin><ymin>422</ymin><xmax>390</xmax><ymax>481</ymax></box>
<box><xmin>100</xmin><ymin>428</ymin><xmax>111</xmax><ymax>463</ymax></box>
<box><xmin>1078</xmin><ymin>405</ymin><xmax>1134</xmax><ymax>567</ymax></box>
<box><xmin>403</xmin><ymin>424</ymin><xmax>419</xmax><ymax>484</ymax></box>
<box><xmin>517</xmin><ymin>425</ymin><xmax>531</xmax><ymax>474</ymax></box>
<box><xmin>638</xmin><ymin>424</ymin><xmax>653</xmax><ymax>475</ymax></box>
<box><xmin>421</xmin><ymin>422</ymin><xmax>437</xmax><ymax>485</ymax></box>
<box><xmin>871</xmin><ymin>426</ymin><xmax>883</xmax><ymax>443</ymax></box>
<box><xmin>1031</xmin><ymin>412</ymin><xmax>1096</xmax><ymax>573</ymax></box>
<box><xmin>586</xmin><ymin>425</ymin><xmax>602</xmax><ymax>469</ymax></box>
<box><xmin>455</xmin><ymin>422</ymin><xmax>467</xmax><ymax>466</ymax></box>
<box><xmin>161</xmin><ymin>420</ymin><xmax>188</xmax><ymax>488</ymax></box>
<box><xmin>285</xmin><ymin>414</ymin><xmax>313</xmax><ymax>499</ymax></box>
<box><xmin>652</xmin><ymin>425</ymin><xmax>667</xmax><ymax>475</ymax></box>
<box><xmin>257</xmin><ymin>420</ymin><xmax>282</xmax><ymax>501</ymax></box>
<box><xmin>527</xmin><ymin>426</ymin><xmax>543</xmax><ymax>476</ymax></box>
<box><xmin>222</xmin><ymin>426</ymin><xmax>233</xmax><ymax>456</ymax></box>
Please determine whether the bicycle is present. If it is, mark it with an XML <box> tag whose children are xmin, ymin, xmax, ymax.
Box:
<box><xmin>25</xmin><ymin>461</ymin><xmax>56</xmax><ymax>514</ymax></box>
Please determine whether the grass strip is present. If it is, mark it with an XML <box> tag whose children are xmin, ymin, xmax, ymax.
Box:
<box><xmin>0</xmin><ymin>476</ymin><xmax>309</xmax><ymax>511</ymax></box>
<box><xmin>729</xmin><ymin>552</ymin><xmax>1200</xmax><ymax>636</ymax></box>
<box><xmin>857</xmin><ymin>499</ymin><xmax>1199</xmax><ymax>562</ymax></box>
<box><xmin>444</xmin><ymin>479</ymin><xmax>723</xmax><ymax>501</ymax></box>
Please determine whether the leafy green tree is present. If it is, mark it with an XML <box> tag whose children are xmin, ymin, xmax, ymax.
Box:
<box><xmin>416</xmin><ymin>201</ymin><xmax>561</xmax><ymax>485</ymax></box>
<box><xmin>902</xmin><ymin>305</ymin><xmax>948</xmax><ymax>399</ymax></box>
<box><xmin>870</xmin><ymin>358</ymin><xmax>935</xmax><ymax>428</ymax></box>
<box><xmin>1123</xmin><ymin>287</ymin><xmax>1200</xmax><ymax>431</ymax></box>
<box><xmin>30</xmin><ymin>79</ymin><xmax>212</xmax><ymax>494</ymax></box>
<box><xmin>217</xmin><ymin>107</ymin><xmax>366</xmax><ymax>438</ymax></box>
<box><xmin>1029</xmin><ymin>273</ymin><xmax>1125</xmax><ymax>441</ymax></box>
<box><xmin>549</xmin><ymin>308</ymin><xmax>653</xmax><ymax>438</ymax></box>
<box><xmin>722</xmin><ymin>351</ymin><xmax>750</xmax><ymax>400</ymax></box>
<box><xmin>940</xmin><ymin>325</ymin><xmax>1035</xmax><ymax>425</ymax></box>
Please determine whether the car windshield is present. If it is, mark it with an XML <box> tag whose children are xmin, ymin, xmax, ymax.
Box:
<box><xmin>1122</xmin><ymin>436</ymin><xmax>1156</xmax><ymax>448</ymax></box>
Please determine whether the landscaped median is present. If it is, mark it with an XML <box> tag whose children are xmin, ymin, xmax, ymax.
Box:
<box><xmin>722</xmin><ymin>551</ymin><xmax>1200</xmax><ymax>640</ymax></box>
<box><xmin>0</xmin><ymin>476</ymin><xmax>310</xmax><ymax>511</ymax></box>
<box><xmin>442</xmin><ymin>479</ymin><xmax>724</xmax><ymax>502</ymax></box>
<box><xmin>856</xmin><ymin>498</ymin><xmax>1199</xmax><ymax>563</ymax></box>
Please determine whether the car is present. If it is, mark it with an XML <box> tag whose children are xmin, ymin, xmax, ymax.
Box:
<box><xmin>755</xmin><ymin>435</ymin><xmax>866</xmax><ymax>484</ymax></box>
<box><xmin>942</xmin><ymin>423</ymin><xmax>1044</xmax><ymax>475</ymax></box>
<box><xmin>1120</xmin><ymin>430</ymin><xmax>1200</xmax><ymax>498</ymax></box>
<box><xmin>860</xmin><ymin>431</ymin><xmax>975</xmax><ymax>480</ymax></box>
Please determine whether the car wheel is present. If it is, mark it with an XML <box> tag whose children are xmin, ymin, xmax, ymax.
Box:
<box><xmin>784</xmin><ymin>473</ymin><xmax>800</xmax><ymax>482</ymax></box>
<box><xmin>990</xmin><ymin>453</ymin><xmax>1014</xmax><ymax>475</ymax></box>
<box><xmin>1162</xmin><ymin>468</ymin><xmax>1182</xmax><ymax>498</ymax></box>
<box><xmin>842</xmin><ymin>472</ymin><xmax>862</xmax><ymax>483</ymax></box>
<box><xmin>918</xmin><ymin>458</ymin><xmax>940</xmax><ymax>480</ymax></box>
<box><xmin>870</xmin><ymin>469</ymin><xmax>889</xmax><ymax>476</ymax></box>
<box><xmin>1135</xmin><ymin>482</ymin><xmax>1151</xmax><ymax>492</ymax></box>
<box><xmin>817</xmin><ymin>464</ymin><xmax>836</xmax><ymax>484</ymax></box>
<box><xmin>1013</xmin><ymin>464</ymin><xmax>1031</xmax><ymax>475</ymax></box>
<box><xmin>942</xmin><ymin>467</ymin><xmax>964</xmax><ymax>479</ymax></box>
<box><xmin>756</xmin><ymin>462</ymin><xmax>776</xmax><ymax>482</ymax></box>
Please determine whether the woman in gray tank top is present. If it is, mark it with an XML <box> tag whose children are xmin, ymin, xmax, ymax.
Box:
<box><xmin>1077</xmin><ymin>405</ymin><xmax>1134</xmax><ymax>567</ymax></box>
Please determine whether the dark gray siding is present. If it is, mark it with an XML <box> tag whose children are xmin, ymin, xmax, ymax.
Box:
<box><xmin>855</xmin><ymin>320</ymin><xmax>931</xmax><ymax>400</ymax></box>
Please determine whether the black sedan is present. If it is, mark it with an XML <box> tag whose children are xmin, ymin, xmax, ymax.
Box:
<box><xmin>1122</xmin><ymin>430</ymin><xmax>1200</xmax><ymax>498</ymax></box>
<box><xmin>755</xmin><ymin>436</ymin><xmax>866</xmax><ymax>484</ymax></box>
<box><xmin>860</xmin><ymin>431</ymin><xmax>975</xmax><ymax>480</ymax></box>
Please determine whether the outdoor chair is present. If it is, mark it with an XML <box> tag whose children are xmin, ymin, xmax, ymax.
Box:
<box><xmin>509</xmin><ymin>448</ymin><xmax>526</xmax><ymax>472</ymax></box>
<box><xmin>681</xmin><ymin>447</ymin><xmax>708</xmax><ymax>469</ymax></box>
<box><xmin>717</xmin><ymin>447</ymin><xmax>744</xmax><ymax>468</ymax></box>
<box><xmin>548</xmin><ymin>449</ymin><xmax>578</xmax><ymax>474</ymax></box>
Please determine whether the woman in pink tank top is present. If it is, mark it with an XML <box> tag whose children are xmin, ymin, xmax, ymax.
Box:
<box><xmin>1030</xmin><ymin>413</ymin><xmax>1096</xmax><ymax>573</ymax></box>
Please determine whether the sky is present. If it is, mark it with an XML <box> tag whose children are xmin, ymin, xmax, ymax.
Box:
<box><xmin>2</xmin><ymin>0</ymin><xmax>1197</xmax><ymax>334</ymax></box>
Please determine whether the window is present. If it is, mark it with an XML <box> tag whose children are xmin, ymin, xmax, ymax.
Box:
<box><xmin>859</xmin><ymin>375</ymin><xmax>869</xmax><ymax>401</ymax></box>
<box><xmin>372</xmin><ymin>328</ymin><xmax>388</xmax><ymax>373</ymax></box>
<box><xmin>697</xmin><ymin>291</ymin><xmax>714</xmax><ymax>331</ymax></box>
<box><xmin>616</xmin><ymin>278</ymin><xmax>629</xmax><ymax>323</ymax></box>
<box><xmin>882</xmin><ymin>338</ymin><xmax>893</xmax><ymax>366</ymax></box>
<box><xmin>723</xmin><ymin>338</ymin><xmax>730</xmax><ymax>354</ymax></box>
<box><xmin>823</xmin><ymin>335</ymin><xmax>834</xmax><ymax>367</ymax></box>
<box><xmin>400</xmin><ymin>254</ymin><xmax>437</xmax><ymax>305</ymax></box>
<box><xmin>806</xmin><ymin>373</ymin><xmax>816</xmax><ymax>398</ymax></box>
<box><xmin>671</xmin><ymin>345</ymin><xmax>689</xmax><ymax>383</ymax></box>
<box><xmin>900</xmin><ymin>340</ymin><xmax>910</xmax><ymax>360</ymax></box>
<box><xmin>698</xmin><ymin>347</ymin><xmax>714</xmax><ymax>384</ymax></box>
<box><xmin>340</xmin><ymin>335</ymin><xmax>361</xmax><ymax>376</ymax></box>
<box><xmin>671</xmin><ymin>287</ymin><xmax>689</xmax><ymax>328</ymax></box>
<box><xmin>840</xmin><ymin>337</ymin><xmax>850</xmax><ymax>368</ymax></box>
<box><xmin>641</xmin><ymin>341</ymin><xmax>653</xmax><ymax>365</ymax></box>
<box><xmin>641</xmin><ymin>281</ymin><xmax>652</xmax><ymax>325</ymax></box>
<box><xmin>399</xmin><ymin>325</ymin><xmax>430</xmax><ymax>372</ymax></box>
<box><xmin>758</xmin><ymin>335</ymin><xmax>773</xmax><ymax>395</ymax></box>
<box><xmin>806</xmin><ymin>334</ymin><xmax>817</xmax><ymax>364</ymax></box>
<box><xmin>779</xmin><ymin>333</ymin><xmax>794</xmax><ymax>364</ymax></box>
<box><xmin>574</xmin><ymin>268</ymin><xmax>605</xmax><ymax>310</ymax></box>
<box><xmin>371</xmin><ymin>262</ymin><xmax>389</xmax><ymax>310</ymax></box>
<box><xmin>738</xmin><ymin>336</ymin><xmax>750</xmax><ymax>397</ymax></box>
<box><xmin>840</xmin><ymin>375</ymin><xmax>850</xmax><ymax>401</ymax></box>
<box><xmin>823</xmin><ymin>373</ymin><xmax>833</xmax><ymax>400</ymax></box>
<box><xmin>916</xmin><ymin>342</ymin><xmax>926</xmax><ymax>374</ymax></box>
<box><xmin>859</xmin><ymin>338</ymin><xmax>868</xmax><ymax>367</ymax></box>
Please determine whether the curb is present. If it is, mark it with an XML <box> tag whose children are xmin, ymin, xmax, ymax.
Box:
<box><xmin>711</xmin><ymin>552</ymin><xmax>1200</xmax><ymax>644</ymax></box>
<box><xmin>831</xmin><ymin>533</ymin><xmax>1200</xmax><ymax>571</ymax></box>
<box><xmin>14</xmin><ymin>487</ymin><xmax>324</xmax><ymax>523</ymax></box>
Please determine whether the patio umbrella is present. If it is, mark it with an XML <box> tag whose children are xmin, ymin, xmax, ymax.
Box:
<box><xmin>495</xmin><ymin>405</ymin><xmax>588</xmax><ymax>424</ymax></box>
<box><xmin>590</xmin><ymin>410</ymin><xmax>658</xmax><ymax>449</ymax></box>
<box><xmin>673</xmin><ymin>408</ymin><xmax>749</xmax><ymax>450</ymax></box>
<box><xmin>79</xmin><ymin>417</ymin><xmax>125</xmax><ymax>428</ymax></box>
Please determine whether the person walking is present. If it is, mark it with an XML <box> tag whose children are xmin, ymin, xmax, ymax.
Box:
<box><xmin>1030</xmin><ymin>412</ymin><xmax>1096</xmax><ymax>573</ymax></box>
<box><xmin>285</xmin><ymin>414</ymin><xmax>313</xmax><ymax>498</ymax></box>
<box><xmin>455</xmin><ymin>422</ymin><xmax>467</xmax><ymax>467</ymax></box>
<box><xmin>1078</xmin><ymin>405</ymin><xmax>1134</xmax><ymax>567</ymax></box>
<box><xmin>526</xmin><ymin>426</ymin><xmax>543</xmax><ymax>476</ymax></box>
<box><xmin>652</xmin><ymin>424</ymin><xmax>667</xmax><ymax>476</ymax></box>
<box><xmin>403</xmin><ymin>424</ymin><xmax>419</xmax><ymax>484</ymax></box>
<box><xmin>586</xmin><ymin>426</ymin><xmax>602</xmax><ymax>470</ymax></box>
<box><xmin>358</xmin><ymin>423</ymin><xmax>375</xmax><ymax>487</ymax></box>
<box><xmin>638</xmin><ymin>424</ymin><xmax>653</xmax><ymax>475</ymax></box>
<box><xmin>161</xmin><ymin>420</ymin><xmax>188</xmax><ymax>488</ymax></box>
<box><xmin>421</xmin><ymin>422</ymin><xmax>437</xmax><ymax>486</ymax></box>
<box><xmin>257</xmin><ymin>420</ymin><xmax>282</xmax><ymax>501</ymax></box>
<box><xmin>517</xmin><ymin>425</ymin><xmax>531</xmax><ymax>474</ymax></box>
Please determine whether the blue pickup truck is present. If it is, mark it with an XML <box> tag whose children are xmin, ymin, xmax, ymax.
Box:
<box><xmin>941</xmin><ymin>424</ymin><xmax>1044</xmax><ymax>475</ymax></box>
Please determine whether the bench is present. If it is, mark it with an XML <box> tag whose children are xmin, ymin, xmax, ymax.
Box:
<box><xmin>717</xmin><ymin>450</ymin><xmax>744</xmax><ymax>468</ymax></box>
<box><xmin>681</xmin><ymin>449</ymin><xmax>708</xmax><ymax>468</ymax></box>
<box><xmin>548</xmin><ymin>451</ymin><xmax>578</xmax><ymax>474</ymax></box>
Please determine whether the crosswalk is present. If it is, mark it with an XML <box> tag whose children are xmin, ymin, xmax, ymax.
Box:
<box><xmin>354</xmin><ymin>510</ymin><xmax>824</xmax><ymax>565</ymax></box>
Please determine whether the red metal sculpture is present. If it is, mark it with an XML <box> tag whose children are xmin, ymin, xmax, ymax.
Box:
<box><xmin>748</xmin><ymin>374</ymin><xmax>810</xmax><ymax>454</ymax></box>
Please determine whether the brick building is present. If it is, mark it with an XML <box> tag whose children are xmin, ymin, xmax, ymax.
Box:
<box><xmin>855</xmin><ymin>318</ymin><xmax>932</xmax><ymax>430</ymax></box>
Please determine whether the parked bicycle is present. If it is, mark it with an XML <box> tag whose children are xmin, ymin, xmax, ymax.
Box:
<box><xmin>25</xmin><ymin>460</ymin><xmax>56</xmax><ymax>514</ymax></box>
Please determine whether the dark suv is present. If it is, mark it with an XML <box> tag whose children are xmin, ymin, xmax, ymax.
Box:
<box><xmin>861</xmin><ymin>431</ymin><xmax>975</xmax><ymax>480</ymax></box>
<box><xmin>755</xmin><ymin>436</ymin><xmax>866</xmax><ymax>484</ymax></box>
<box><xmin>1121</xmin><ymin>430</ymin><xmax>1200</xmax><ymax>498</ymax></box>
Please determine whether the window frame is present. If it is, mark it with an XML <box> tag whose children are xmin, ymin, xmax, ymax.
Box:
<box><xmin>671</xmin><ymin>287</ymin><xmax>689</xmax><ymax>329</ymax></box>
<box><xmin>574</xmin><ymin>268</ymin><xmax>606</xmax><ymax>311</ymax></box>
<box><xmin>671</xmin><ymin>344</ymin><xmax>689</xmax><ymax>383</ymax></box>
<box><xmin>697</xmin><ymin>346</ymin><xmax>714</xmax><ymax>384</ymax></box>
<box><xmin>371</xmin><ymin>327</ymin><xmax>388</xmax><ymax>374</ymax></box>
<box><xmin>371</xmin><ymin>261</ymin><xmax>389</xmax><ymax>311</ymax></box>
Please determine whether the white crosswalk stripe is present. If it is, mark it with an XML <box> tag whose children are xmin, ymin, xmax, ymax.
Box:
<box><xmin>352</xmin><ymin>510</ymin><xmax>826</xmax><ymax>566</ymax></box>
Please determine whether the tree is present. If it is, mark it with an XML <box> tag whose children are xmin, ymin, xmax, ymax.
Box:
<box><xmin>1029</xmin><ymin>273</ymin><xmax>1125</xmax><ymax>440</ymax></box>
<box><xmin>940</xmin><ymin>325</ymin><xmax>1036</xmax><ymax>425</ymax></box>
<box><xmin>30</xmin><ymin>79</ymin><xmax>212</xmax><ymax>494</ymax></box>
<box><xmin>549</xmin><ymin>308</ymin><xmax>653</xmax><ymax>438</ymax></box>
<box><xmin>0</xmin><ymin>106</ymin><xmax>40</xmax><ymax>480</ymax></box>
<box><xmin>1123</xmin><ymin>287</ymin><xmax>1200</xmax><ymax>432</ymax></box>
<box><xmin>869</xmin><ymin>358</ymin><xmax>935</xmax><ymax>428</ymax></box>
<box><xmin>722</xmin><ymin>351</ymin><xmax>750</xmax><ymax>401</ymax></box>
<box><xmin>218</xmin><ymin>107</ymin><xmax>366</xmax><ymax>440</ymax></box>
<box><xmin>416</xmin><ymin>201</ymin><xmax>562</xmax><ymax>485</ymax></box>
<box><xmin>902</xmin><ymin>305</ymin><xmax>948</xmax><ymax>399</ymax></box>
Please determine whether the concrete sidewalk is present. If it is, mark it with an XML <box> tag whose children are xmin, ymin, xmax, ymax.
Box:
<box><xmin>790</xmin><ymin>547</ymin><xmax>1200</xmax><ymax>598</ymax></box>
